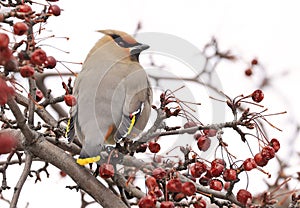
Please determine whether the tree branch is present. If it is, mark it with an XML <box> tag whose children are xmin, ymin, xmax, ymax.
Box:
<box><xmin>10</xmin><ymin>152</ymin><xmax>32</xmax><ymax>208</ymax></box>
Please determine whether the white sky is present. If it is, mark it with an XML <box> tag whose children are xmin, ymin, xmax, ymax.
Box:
<box><xmin>1</xmin><ymin>0</ymin><xmax>300</xmax><ymax>207</ymax></box>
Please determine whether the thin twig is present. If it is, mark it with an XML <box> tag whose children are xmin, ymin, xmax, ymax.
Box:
<box><xmin>10</xmin><ymin>152</ymin><xmax>33</xmax><ymax>208</ymax></box>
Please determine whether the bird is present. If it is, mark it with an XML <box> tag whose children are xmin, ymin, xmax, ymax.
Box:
<box><xmin>66</xmin><ymin>29</ymin><xmax>152</xmax><ymax>166</ymax></box>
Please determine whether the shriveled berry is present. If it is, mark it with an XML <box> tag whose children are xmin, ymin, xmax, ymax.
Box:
<box><xmin>136</xmin><ymin>143</ymin><xmax>148</xmax><ymax>153</ymax></box>
<box><xmin>152</xmin><ymin>167</ymin><xmax>166</xmax><ymax>180</ymax></box>
<box><xmin>20</xmin><ymin>65</ymin><xmax>34</xmax><ymax>77</ymax></box>
<box><xmin>30</xmin><ymin>49</ymin><xmax>47</xmax><ymax>66</ymax></box>
<box><xmin>13</xmin><ymin>22</ymin><xmax>28</xmax><ymax>36</ymax></box>
<box><xmin>243</xmin><ymin>158</ymin><xmax>257</xmax><ymax>171</ymax></box>
<box><xmin>236</xmin><ymin>189</ymin><xmax>252</xmax><ymax>205</ymax></box>
<box><xmin>269</xmin><ymin>138</ymin><xmax>280</xmax><ymax>152</ymax></box>
<box><xmin>251</xmin><ymin>89</ymin><xmax>264</xmax><ymax>103</ymax></box>
<box><xmin>203</xmin><ymin>129</ymin><xmax>217</xmax><ymax>137</ymax></box>
<box><xmin>261</xmin><ymin>146</ymin><xmax>275</xmax><ymax>160</ymax></box>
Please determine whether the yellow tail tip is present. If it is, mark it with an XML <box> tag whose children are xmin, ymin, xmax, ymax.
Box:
<box><xmin>76</xmin><ymin>156</ymin><xmax>101</xmax><ymax>166</ymax></box>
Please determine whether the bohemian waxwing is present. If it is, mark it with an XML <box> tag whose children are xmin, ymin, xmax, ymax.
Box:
<box><xmin>67</xmin><ymin>29</ymin><xmax>152</xmax><ymax>165</ymax></box>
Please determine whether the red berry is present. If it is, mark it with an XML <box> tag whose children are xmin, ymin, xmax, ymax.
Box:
<box><xmin>99</xmin><ymin>163</ymin><xmax>114</xmax><ymax>179</ymax></box>
<box><xmin>20</xmin><ymin>65</ymin><xmax>34</xmax><ymax>77</ymax></box>
<box><xmin>173</xmin><ymin>192</ymin><xmax>185</xmax><ymax>202</ymax></box>
<box><xmin>211</xmin><ymin>158</ymin><xmax>226</xmax><ymax>166</ymax></box>
<box><xmin>236</xmin><ymin>189</ymin><xmax>252</xmax><ymax>205</ymax></box>
<box><xmin>17</xmin><ymin>4</ymin><xmax>32</xmax><ymax>13</ymax></box>
<box><xmin>261</xmin><ymin>145</ymin><xmax>275</xmax><ymax>160</ymax></box>
<box><xmin>30</xmin><ymin>49</ymin><xmax>47</xmax><ymax>66</ymax></box>
<box><xmin>203</xmin><ymin>129</ymin><xmax>217</xmax><ymax>137</ymax></box>
<box><xmin>197</xmin><ymin>135</ymin><xmax>211</xmax><ymax>151</ymax></box>
<box><xmin>190</xmin><ymin>162</ymin><xmax>207</xmax><ymax>178</ymax></box>
<box><xmin>166</xmin><ymin>178</ymin><xmax>182</xmax><ymax>193</ymax></box>
<box><xmin>160</xmin><ymin>201</ymin><xmax>175</xmax><ymax>208</ymax></box>
<box><xmin>152</xmin><ymin>167</ymin><xmax>166</xmax><ymax>180</ymax></box>
<box><xmin>153</xmin><ymin>187</ymin><xmax>163</xmax><ymax>198</ymax></box>
<box><xmin>245</xmin><ymin>68</ymin><xmax>253</xmax><ymax>76</ymax></box>
<box><xmin>251</xmin><ymin>58</ymin><xmax>258</xmax><ymax>65</ymax></box>
<box><xmin>184</xmin><ymin>121</ymin><xmax>197</xmax><ymax>129</ymax></box>
<box><xmin>209</xmin><ymin>179</ymin><xmax>223</xmax><ymax>191</ymax></box>
<box><xmin>0</xmin><ymin>33</ymin><xmax>9</xmax><ymax>49</ymax></box>
<box><xmin>223</xmin><ymin>169</ymin><xmax>237</xmax><ymax>181</ymax></box>
<box><xmin>13</xmin><ymin>22</ymin><xmax>28</xmax><ymax>36</ymax></box>
<box><xmin>64</xmin><ymin>94</ymin><xmax>77</xmax><ymax>107</ymax></box>
<box><xmin>243</xmin><ymin>158</ymin><xmax>257</xmax><ymax>171</ymax></box>
<box><xmin>210</xmin><ymin>162</ymin><xmax>224</xmax><ymax>177</ymax></box>
<box><xmin>224</xmin><ymin>182</ymin><xmax>230</xmax><ymax>190</ymax></box>
<box><xmin>251</xmin><ymin>89</ymin><xmax>264</xmax><ymax>103</ymax></box>
<box><xmin>269</xmin><ymin>138</ymin><xmax>280</xmax><ymax>152</ymax></box>
<box><xmin>0</xmin><ymin>132</ymin><xmax>17</xmax><ymax>154</ymax></box>
<box><xmin>199</xmin><ymin>175</ymin><xmax>210</xmax><ymax>186</ymax></box>
<box><xmin>0</xmin><ymin>47</ymin><xmax>13</xmax><ymax>66</ymax></box>
<box><xmin>0</xmin><ymin>78</ymin><xmax>15</xmax><ymax>105</ymax></box>
<box><xmin>254</xmin><ymin>152</ymin><xmax>268</xmax><ymax>167</ymax></box>
<box><xmin>145</xmin><ymin>176</ymin><xmax>158</xmax><ymax>191</ymax></box>
<box><xmin>48</xmin><ymin>5</ymin><xmax>61</xmax><ymax>16</ymax></box>
<box><xmin>148</xmin><ymin>141</ymin><xmax>160</xmax><ymax>153</ymax></box>
<box><xmin>193</xmin><ymin>199</ymin><xmax>206</xmax><ymax>208</ymax></box>
<box><xmin>45</xmin><ymin>56</ymin><xmax>57</xmax><ymax>69</ymax></box>
<box><xmin>181</xmin><ymin>182</ymin><xmax>196</xmax><ymax>196</ymax></box>
<box><xmin>138</xmin><ymin>195</ymin><xmax>156</xmax><ymax>208</ymax></box>
<box><xmin>59</xmin><ymin>170</ymin><xmax>67</xmax><ymax>177</ymax></box>
<box><xmin>35</xmin><ymin>90</ymin><xmax>44</xmax><ymax>102</ymax></box>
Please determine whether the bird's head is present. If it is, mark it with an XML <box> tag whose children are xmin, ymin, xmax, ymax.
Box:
<box><xmin>86</xmin><ymin>29</ymin><xmax>149</xmax><ymax>62</ymax></box>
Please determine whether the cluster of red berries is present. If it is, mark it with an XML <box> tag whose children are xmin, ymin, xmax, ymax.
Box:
<box><xmin>137</xmin><ymin>136</ymin><xmax>280</xmax><ymax>207</ymax></box>
<box><xmin>138</xmin><ymin>168</ymin><xmax>206</xmax><ymax>208</ymax></box>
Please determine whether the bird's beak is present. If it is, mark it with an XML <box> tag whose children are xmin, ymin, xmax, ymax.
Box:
<box><xmin>130</xmin><ymin>43</ymin><xmax>150</xmax><ymax>56</ymax></box>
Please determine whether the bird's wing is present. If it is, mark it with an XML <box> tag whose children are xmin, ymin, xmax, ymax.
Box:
<box><xmin>114</xmin><ymin>65</ymin><xmax>152</xmax><ymax>142</ymax></box>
